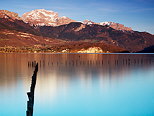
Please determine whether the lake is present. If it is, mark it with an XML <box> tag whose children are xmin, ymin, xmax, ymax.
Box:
<box><xmin>0</xmin><ymin>53</ymin><xmax>154</xmax><ymax>116</ymax></box>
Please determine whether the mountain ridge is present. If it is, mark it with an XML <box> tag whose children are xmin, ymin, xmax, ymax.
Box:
<box><xmin>20</xmin><ymin>9</ymin><xmax>132</xmax><ymax>32</ymax></box>
<box><xmin>0</xmin><ymin>9</ymin><xmax>154</xmax><ymax>53</ymax></box>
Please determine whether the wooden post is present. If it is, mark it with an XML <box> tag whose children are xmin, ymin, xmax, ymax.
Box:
<box><xmin>26</xmin><ymin>63</ymin><xmax>38</xmax><ymax>116</ymax></box>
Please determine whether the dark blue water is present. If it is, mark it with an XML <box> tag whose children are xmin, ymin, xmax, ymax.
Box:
<box><xmin>0</xmin><ymin>54</ymin><xmax>154</xmax><ymax>116</ymax></box>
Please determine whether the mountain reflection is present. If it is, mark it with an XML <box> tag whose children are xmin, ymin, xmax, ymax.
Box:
<box><xmin>28</xmin><ymin>54</ymin><xmax>154</xmax><ymax>80</ymax></box>
<box><xmin>0</xmin><ymin>54</ymin><xmax>154</xmax><ymax>89</ymax></box>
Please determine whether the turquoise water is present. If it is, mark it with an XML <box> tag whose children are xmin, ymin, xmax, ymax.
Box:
<box><xmin>0</xmin><ymin>54</ymin><xmax>154</xmax><ymax>116</ymax></box>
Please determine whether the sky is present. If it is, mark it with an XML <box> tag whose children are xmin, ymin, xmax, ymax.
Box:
<box><xmin>1</xmin><ymin>0</ymin><xmax>154</xmax><ymax>34</ymax></box>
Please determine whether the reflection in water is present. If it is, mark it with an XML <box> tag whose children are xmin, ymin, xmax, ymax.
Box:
<box><xmin>0</xmin><ymin>54</ymin><xmax>154</xmax><ymax>116</ymax></box>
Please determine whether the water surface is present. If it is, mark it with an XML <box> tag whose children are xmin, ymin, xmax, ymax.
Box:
<box><xmin>0</xmin><ymin>54</ymin><xmax>154</xmax><ymax>116</ymax></box>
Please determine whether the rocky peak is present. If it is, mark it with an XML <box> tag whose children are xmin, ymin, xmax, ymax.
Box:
<box><xmin>81</xmin><ymin>20</ymin><xmax>132</xmax><ymax>31</ymax></box>
<box><xmin>22</xmin><ymin>9</ymin><xmax>75</xmax><ymax>26</ymax></box>
<box><xmin>22</xmin><ymin>9</ymin><xmax>59</xmax><ymax>26</ymax></box>
<box><xmin>82</xmin><ymin>20</ymin><xmax>96</xmax><ymax>25</ymax></box>
<box><xmin>57</xmin><ymin>16</ymin><xmax>75</xmax><ymax>26</ymax></box>
<box><xmin>99</xmin><ymin>22</ymin><xmax>132</xmax><ymax>31</ymax></box>
<box><xmin>0</xmin><ymin>10</ymin><xmax>20</xmax><ymax>20</ymax></box>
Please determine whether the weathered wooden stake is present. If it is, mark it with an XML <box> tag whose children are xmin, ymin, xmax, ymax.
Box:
<box><xmin>26</xmin><ymin>63</ymin><xmax>38</xmax><ymax>116</ymax></box>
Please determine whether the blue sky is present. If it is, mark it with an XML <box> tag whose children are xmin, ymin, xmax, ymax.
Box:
<box><xmin>1</xmin><ymin>0</ymin><xmax>154</xmax><ymax>34</ymax></box>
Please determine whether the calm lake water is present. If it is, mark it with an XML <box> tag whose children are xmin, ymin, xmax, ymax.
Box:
<box><xmin>0</xmin><ymin>53</ymin><xmax>154</xmax><ymax>116</ymax></box>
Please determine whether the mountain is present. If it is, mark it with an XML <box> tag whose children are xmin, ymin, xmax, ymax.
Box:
<box><xmin>82</xmin><ymin>20</ymin><xmax>96</xmax><ymax>25</ymax></box>
<box><xmin>0</xmin><ymin>9</ymin><xmax>154</xmax><ymax>53</ymax></box>
<box><xmin>99</xmin><ymin>22</ymin><xmax>132</xmax><ymax>31</ymax></box>
<box><xmin>21</xmin><ymin>9</ymin><xmax>131</xmax><ymax>31</ymax></box>
<box><xmin>0</xmin><ymin>29</ymin><xmax>126</xmax><ymax>53</ymax></box>
<box><xmin>138</xmin><ymin>45</ymin><xmax>154</xmax><ymax>53</ymax></box>
<box><xmin>0</xmin><ymin>10</ymin><xmax>21</xmax><ymax>20</ymax></box>
<box><xmin>81</xmin><ymin>20</ymin><xmax>132</xmax><ymax>31</ymax></box>
<box><xmin>38</xmin><ymin>22</ymin><xmax>154</xmax><ymax>52</ymax></box>
<box><xmin>0</xmin><ymin>10</ymin><xmax>39</xmax><ymax>35</ymax></box>
<box><xmin>22</xmin><ymin>9</ymin><xmax>75</xmax><ymax>26</ymax></box>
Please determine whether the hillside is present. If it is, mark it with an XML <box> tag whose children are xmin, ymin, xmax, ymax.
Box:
<box><xmin>0</xmin><ymin>9</ymin><xmax>154</xmax><ymax>53</ymax></box>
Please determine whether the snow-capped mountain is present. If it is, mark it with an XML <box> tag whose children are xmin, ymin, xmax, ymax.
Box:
<box><xmin>82</xmin><ymin>20</ymin><xmax>95</xmax><ymax>25</ymax></box>
<box><xmin>21</xmin><ymin>9</ymin><xmax>132</xmax><ymax>31</ymax></box>
<box><xmin>81</xmin><ymin>20</ymin><xmax>132</xmax><ymax>31</ymax></box>
<box><xmin>22</xmin><ymin>9</ymin><xmax>75</xmax><ymax>26</ymax></box>
<box><xmin>99</xmin><ymin>22</ymin><xmax>132</xmax><ymax>31</ymax></box>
